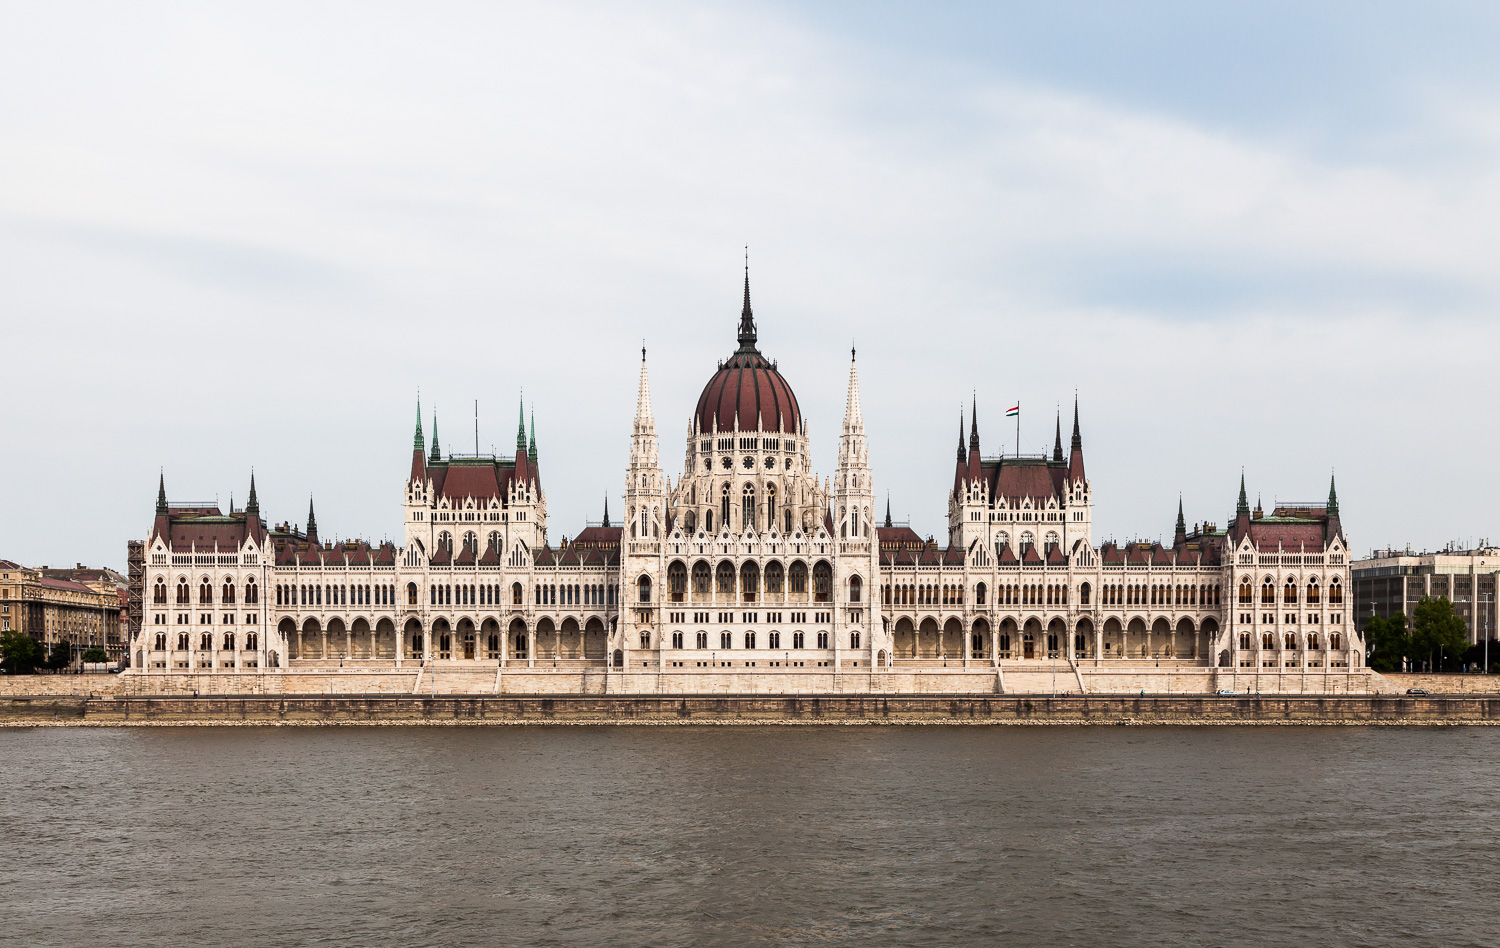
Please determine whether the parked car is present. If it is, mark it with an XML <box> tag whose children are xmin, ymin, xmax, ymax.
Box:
<box><xmin>1215</xmin><ymin>689</ymin><xmax>1237</xmax><ymax>696</ymax></box>
<box><xmin>1405</xmin><ymin>688</ymin><xmax>1430</xmax><ymax>697</ymax></box>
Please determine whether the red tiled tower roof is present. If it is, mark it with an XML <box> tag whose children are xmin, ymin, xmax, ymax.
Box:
<box><xmin>694</xmin><ymin>270</ymin><xmax>800</xmax><ymax>435</ymax></box>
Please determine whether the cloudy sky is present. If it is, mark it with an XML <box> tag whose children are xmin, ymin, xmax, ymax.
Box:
<box><xmin>4</xmin><ymin>1</ymin><xmax>1499</xmax><ymax>569</ymax></box>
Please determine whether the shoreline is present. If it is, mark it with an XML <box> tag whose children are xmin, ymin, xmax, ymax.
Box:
<box><xmin>6</xmin><ymin>693</ymin><xmax>1500</xmax><ymax>726</ymax></box>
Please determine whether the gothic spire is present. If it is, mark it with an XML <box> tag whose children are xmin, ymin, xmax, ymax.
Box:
<box><xmin>1175</xmin><ymin>496</ymin><xmax>1187</xmax><ymax>544</ymax></box>
<box><xmin>737</xmin><ymin>255</ymin><xmax>757</xmax><ymax>351</ymax></box>
<box><xmin>843</xmin><ymin>348</ymin><xmax>863</xmax><ymax>431</ymax></box>
<box><xmin>246</xmin><ymin>471</ymin><xmax>259</xmax><ymax>515</ymax></box>
<box><xmin>516</xmin><ymin>395</ymin><xmax>527</xmax><ymax>451</ymax></box>
<box><xmin>1071</xmin><ymin>395</ymin><xmax>1082</xmax><ymax>452</ymax></box>
<box><xmin>956</xmin><ymin>410</ymin><xmax>966</xmax><ymax>462</ymax></box>
<box><xmin>968</xmin><ymin>394</ymin><xmax>979</xmax><ymax>452</ymax></box>
<box><xmin>430</xmin><ymin>411</ymin><xmax>441</xmax><ymax>462</ymax></box>
<box><xmin>528</xmin><ymin>410</ymin><xmax>537</xmax><ymax>461</ymax></box>
<box><xmin>413</xmin><ymin>396</ymin><xmax>424</xmax><ymax>451</ymax></box>
<box><xmin>634</xmin><ymin>346</ymin><xmax>655</xmax><ymax>433</ymax></box>
<box><xmin>1328</xmin><ymin>472</ymin><xmax>1339</xmax><ymax>517</ymax></box>
<box><xmin>306</xmin><ymin>497</ymin><xmax>318</xmax><ymax>541</ymax></box>
<box><xmin>1053</xmin><ymin>410</ymin><xmax>1064</xmax><ymax>462</ymax></box>
<box><xmin>884</xmin><ymin>493</ymin><xmax>893</xmax><ymax>528</ymax></box>
<box><xmin>602</xmin><ymin>495</ymin><xmax>611</xmax><ymax>528</ymax></box>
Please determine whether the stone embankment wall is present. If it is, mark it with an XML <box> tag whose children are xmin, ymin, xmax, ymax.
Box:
<box><xmin>0</xmin><ymin>664</ymin><xmax>1393</xmax><ymax>699</ymax></box>
<box><xmin>4</xmin><ymin>693</ymin><xmax>1500</xmax><ymax>725</ymax></box>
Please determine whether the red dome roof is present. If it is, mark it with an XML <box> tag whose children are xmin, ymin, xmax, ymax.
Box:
<box><xmin>695</xmin><ymin>349</ymin><xmax>801</xmax><ymax>435</ymax></box>
<box><xmin>694</xmin><ymin>272</ymin><xmax>801</xmax><ymax>435</ymax></box>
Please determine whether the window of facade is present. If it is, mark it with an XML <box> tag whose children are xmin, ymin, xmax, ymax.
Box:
<box><xmin>812</xmin><ymin>562</ymin><xmax>832</xmax><ymax>602</ymax></box>
<box><xmin>638</xmin><ymin>575</ymin><xmax>652</xmax><ymax>603</ymax></box>
<box><xmin>789</xmin><ymin>562</ymin><xmax>808</xmax><ymax>594</ymax></box>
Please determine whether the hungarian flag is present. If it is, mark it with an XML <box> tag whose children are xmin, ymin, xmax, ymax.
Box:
<box><xmin>1005</xmin><ymin>405</ymin><xmax>1020</xmax><ymax>417</ymax></box>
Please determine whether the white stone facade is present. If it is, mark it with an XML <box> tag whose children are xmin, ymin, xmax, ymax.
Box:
<box><xmin>133</xmin><ymin>278</ymin><xmax>1364</xmax><ymax>691</ymax></box>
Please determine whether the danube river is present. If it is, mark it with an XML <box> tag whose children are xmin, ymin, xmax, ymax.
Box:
<box><xmin>3</xmin><ymin>725</ymin><xmax>1497</xmax><ymax>947</ymax></box>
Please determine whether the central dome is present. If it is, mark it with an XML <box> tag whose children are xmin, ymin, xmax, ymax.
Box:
<box><xmin>694</xmin><ymin>273</ymin><xmax>802</xmax><ymax>435</ymax></box>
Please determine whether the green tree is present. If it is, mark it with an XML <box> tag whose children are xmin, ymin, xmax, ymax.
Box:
<box><xmin>45</xmin><ymin>640</ymin><xmax>73</xmax><ymax>671</ymax></box>
<box><xmin>1364</xmin><ymin>612</ymin><xmax>1411</xmax><ymax>673</ymax></box>
<box><xmin>81</xmin><ymin>647</ymin><xmax>109</xmax><ymax>664</ymax></box>
<box><xmin>1412</xmin><ymin>596</ymin><xmax>1470</xmax><ymax>672</ymax></box>
<box><xmin>0</xmin><ymin>630</ymin><xmax>44</xmax><ymax>674</ymax></box>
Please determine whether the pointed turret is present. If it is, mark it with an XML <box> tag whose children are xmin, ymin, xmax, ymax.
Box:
<box><xmin>602</xmin><ymin>496</ymin><xmax>611</xmax><ymax>528</ymax></box>
<box><xmin>246</xmin><ymin>472</ymin><xmax>259</xmax><ymax>514</ymax></box>
<box><xmin>152</xmin><ymin>471</ymin><xmax>171</xmax><ymax>541</ymax></box>
<box><xmin>244</xmin><ymin>471</ymin><xmax>262</xmax><ymax>539</ymax></box>
<box><xmin>842</xmin><ymin>348</ymin><xmax>863</xmax><ymax>432</ymax></box>
<box><xmin>1237</xmin><ymin>471</ymin><xmax>1250</xmax><ymax>520</ymax></box>
<box><xmin>1174</xmin><ymin>496</ymin><xmax>1187</xmax><ymax>546</ymax></box>
<box><xmin>884</xmin><ymin>494</ymin><xmax>893</xmax><ymax>528</ymax></box>
<box><xmin>1067</xmin><ymin>397</ymin><xmax>1086</xmax><ymax>483</ymax></box>
<box><xmin>429</xmin><ymin>412</ymin><xmax>441</xmax><ymax>462</ymax></box>
<box><xmin>413</xmin><ymin>398</ymin><xmax>424</xmax><ymax>451</ymax></box>
<box><xmin>956</xmin><ymin>411</ymin><xmax>966</xmax><ymax>463</ymax></box>
<box><xmin>1052</xmin><ymin>411</ymin><xmax>1063</xmax><ymax>463</ymax></box>
<box><xmin>306</xmin><ymin>497</ymin><xmax>319</xmax><ymax>545</ymax></box>
<box><xmin>1328</xmin><ymin>473</ymin><xmax>1339</xmax><ymax>517</ymax></box>
<box><xmin>410</xmin><ymin>398</ymin><xmax>428</xmax><ymax>485</ymax></box>
<box><xmin>516</xmin><ymin>396</ymin><xmax>526</xmax><ymax>451</ymax></box>
<box><xmin>528</xmin><ymin>410</ymin><xmax>537</xmax><ymax>462</ymax></box>
<box><xmin>968</xmin><ymin>395</ymin><xmax>979</xmax><ymax>452</ymax></box>
<box><xmin>635</xmin><ymin>346</ymin><xmax>656</xmax><ymax>435</ymax></box>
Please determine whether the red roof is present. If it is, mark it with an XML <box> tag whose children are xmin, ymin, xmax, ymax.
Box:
<box><xmin>695</xmin><ymin>349</ymin><xmax>800</xmax><ymax>434</ymax></box>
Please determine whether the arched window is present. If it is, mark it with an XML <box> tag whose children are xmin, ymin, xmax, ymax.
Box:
<box><xmin>246</xmin><ymin>632</ymin><xmax>258</xmax><ymax>650</ymax></box>
<box><xmin>812</xmin><ymin>561</ymin><xmax>832</xmax><ymax>602</ymax></box>
<box><xmin>637</xmin><ymin>575</ymin><xmax>652</xmax><ymax>603</ymax></box>
<box><xmin>1239</xmin><ymin>579</ymin><xmax>1252</xmax><ymax>604</ymax></box>
<box><xmin>692</xmin><ymin>561</ymin><xmax>711</xmax><ymax>597</ymax></box>
<box><xmin>1284</xmin><ymin>579</ymin><xmax>1297</xmax><ymax>604</ymax></box>
<box><xmin>668</xmin><ymin>562</ymin><xmax>687</xmax><ymax>602</ymax></box>
<box><xmin>740</xmin><ymin>561</ymin><xmax>759</xmax><ymax>602</ymax></box>
<box><xmin>1261</xmin><ymin>578</ymin><xmax>1275</xmax><ymax>605</ymax></box>
<box><xmin>1307</xmin><ymin>631</ymin><xmax>1320</xmax><ymax>650</ymax></box>
<box><xmin>640</xmin><ymin>506</ymin><xmax>649</xmax><ymax>538</ymax></box>
<box><xmin>511</xmin><ymin>583</ymin><xmax>523</xmax><ymax>606</ymax></box>
<box><xmin>1020</xmin><ymin>532</ymin><xmax>1034</xmax><ymax>556</ymax></box>
<box><xmin>849</xmin><ymin>575</ymin><xmax>863</xmax><ymax>603</ymax></box>
<box><xmin>764</xmin><ymin>561</ymin><xmax>784</xmax><ymax>595</ymax></box>
<box><xmin>407</xmin><ymin>582</ymin><xmax>418</xmax><ymax>606</ymax></box>
<box><xmin>696</xmin><ymin>631</ymin><xmax>708</xmax><ymax>649</ymax></box>
<box><xmin>1307</xmin><ymin>579</ymin><xmax>1320</xmax><ymax>604</ymax></box>
<box><xmin>1079</xmin><ymin>582</ymin><xmax>1090</xmax><ymax>606</ymax></box>
<box><xmin>976</xmin><ymin>582</ymin><xmax>987</xmax><ymax>606</ymax></box>
<box><xmin>1044</xmin><ymin>531</ymin><xmax>1059</xmax><ymax>555</ymax></box>
<box><xmin>671</xmin><ymin>631</ymin><xmax>684</xmax><ymax>649</ymax></box>
<box><xmin>792</xmin><ymin>631</ymin><xmax>805</xmax><ymax>649</ymax></box>
<box><xmin>221</xmin><ymin>579</ymin><xmax>236</xmax><ymax>604</ymax></box>
<box><xmin>153</xmin><ymin>580</ymin><xmax>167</xmax><ymax>604</ymax></box>
<box><xmin>1261</xmin><ymin>632</ymin><xmax>1274</xmax><ymax>649</ymax></box>
<box><xmin>789</xmin><ymin>561</ymin><xmax>808</xmax><ymax>595</ymax></box>
<box><xmin>716</xmin><ymin>561</ymin><xmax>735</xmax><ymax>597</ymax></box>
<box><xmin>199</xmin><ymin>579</ymin><xmax>213</xmax><ymax>604</ymax></box>
<box><xmin>154</xmin><ymin>632</ymin><xmax>166</xmax><ymax>650</ymax></box>
<box><xmin>742</xmin><ymin>484</ymin><xmax>756</xmax><ymax>532</ymax></box>
<box><xmin>766</xmin><ymin>485</ymin><xmax>777</xmax><ymax>532</ymax></box>
<box><xmin>720</xmin><ymin>631</ymin><xmax>732</xmax><ymax>648</ymax></box>
<box><xmin>1238</xmin><ymin>632</ymin><xmax>1251</xmax><ymax>649</ymax></box>
<box><xmin>1284</xmin><ymin>632</ymin><xmax>1297</xmax><ymax>649</ymax></box>
<box><xmin>720</xmin><ymin>484</ymin><xmax>731</xmax><ymax>532</ymax></box>
<box><xmin>705</xmin><ymin>509</ymin><xmax>715</xmax><ymax>532</ymax></box>
<box><xmin>1329</xmin><ymin>578</ymin><xmax>1343</xmax><ymax>605</ymax></box>
<box><xmin>745</xmin><ymin>631</ymin><xmax>756</xmax><ymax>649</ymax></box>
<box><xmin>1331</xmin><ymin>632</ymin><xmax>1343</xmax><ymax>650</ymax></box>
<box><xmin>245</xmin><ymin>579</ymin><xmax>257</xmax><ymax>604</ymax></box>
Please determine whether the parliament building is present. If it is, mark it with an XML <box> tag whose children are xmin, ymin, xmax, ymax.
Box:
<box><xmin>133</xmin><ymin>275</ymin><xmax>1365</xmax><ymax>693</ymax></box>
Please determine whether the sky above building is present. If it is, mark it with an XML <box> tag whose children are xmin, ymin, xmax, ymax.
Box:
<box><xmin>3</xmin><ymin>1</ymin><xmax>1499</xmax><ymax>568</ymax></box>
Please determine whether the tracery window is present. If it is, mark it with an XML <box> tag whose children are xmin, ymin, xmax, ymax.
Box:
<box><xmin>637</xmin><ymin>575</ymin><xmax>652</xmax><ymax>603</ymax></box>
<box><xmin>1307</xmin><ymin>579</ymin><xmax>1320</xmax><ymax>605</ymax></box>
<box><xmin>668</xmin><ymin>562</ymin><xmax>687</xmax><ymax>602</ymax></box>
<box><xmin>153</xmin><ymin>580</ymin><xmax>167</xmax><ymax>605</ymax></box>
<box><xmin>1329</xmin><ymin>578</ymin><xmax>1343</xmax><ymax>605</ymax></box>
<box><xmin>199</xmin><ymin>579</ymin><xmax>213</xmax><ymax>604</ymax></box>
<box><xmin>742</xmin><ymin>485</ymin><xmax>756</xmax><ymax>532</ymax></box>
<box><xmin>812</xmin><ymin>561</ymin><xmax>832</xmax><ymax>602</ymax></box>
<box><xmin>716</xmin><ymin>561</ymin><xmax>735</xmax><ymax>597</ymax></box>
<box><xmin>764</xmin><ymin>561</ymin><xmax>784</xmax><ymax>595</ymax></box>
<box><xmin>1261</xmin><ymin>578</ymin><xmax>1275</xmax><ymax>605</ymax></box>
<box><xmin>789</xmin><ymin>561</ymin><xmax>808</xmax><ymax>595</ymax></box>
<box><xmin>1284</xmin><ymin>579</ymin><xmax>1297</xmax><ymax>604</ymax></box>
<box><xmin>849</xmin><ymin>576</ymin><xmax>862</xmax><ymax>603</ymax></box>
<box><xmin>692</xmin><ymin>561</ymin><xmax>712</xmax><ymax>597</ymax></box>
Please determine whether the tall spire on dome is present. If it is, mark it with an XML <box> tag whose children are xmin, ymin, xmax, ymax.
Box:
<box><xmin>737</xmin><ymin>250</ymin><xmax>757</xmax><ymax>351</ymax></box>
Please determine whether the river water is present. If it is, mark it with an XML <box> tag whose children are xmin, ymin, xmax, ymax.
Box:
<box><xmin>2</xmin><ymin>725</ymin><xmax>1497</xmax><ymax>947</ymax></box>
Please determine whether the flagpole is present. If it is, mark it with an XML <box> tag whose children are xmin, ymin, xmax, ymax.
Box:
<box><xmin>1015</xmin><ymin>402</ymin><xmax>1020</xmax><ymax>457</ymax></box>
